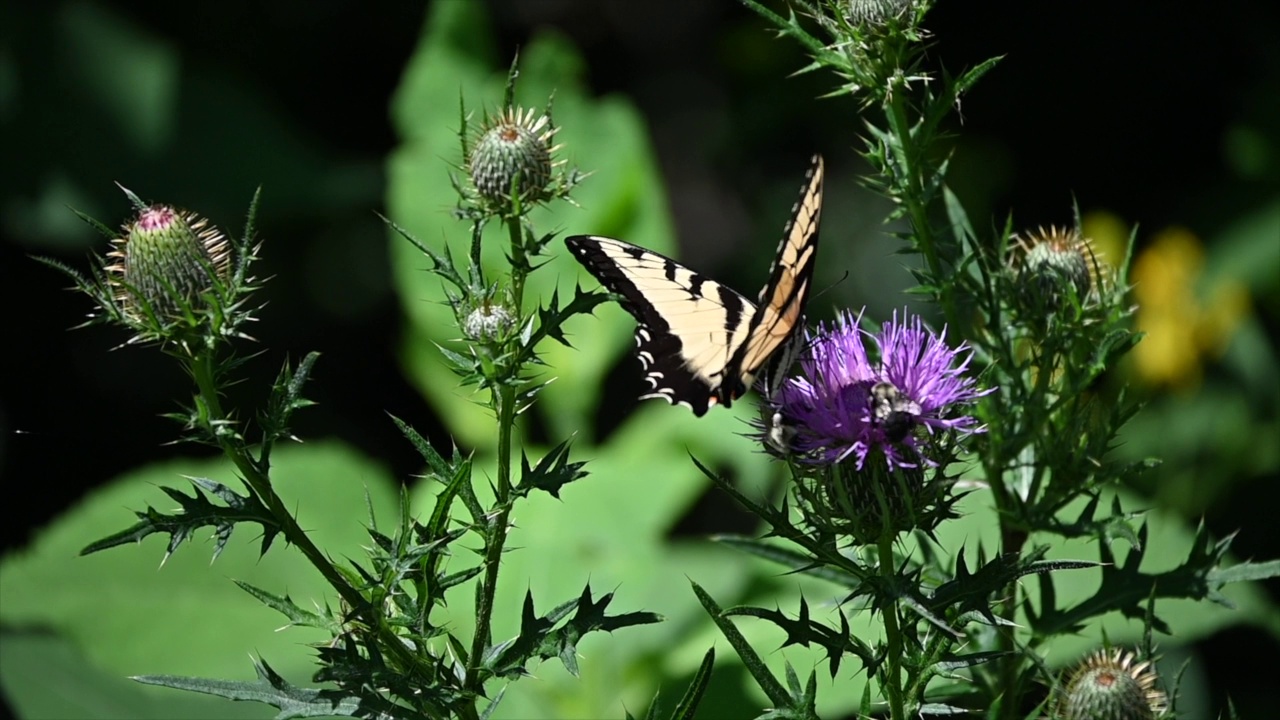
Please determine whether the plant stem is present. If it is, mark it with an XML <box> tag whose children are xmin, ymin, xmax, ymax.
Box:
<box><xmin>188</xmin><ymin>348</ymin><xmax>357</xmax><ymax>605</ymax></box>
<box><xmin>186</xmin><ymin>347</ymin><xmax>428</xmax><ymax>686</ymax></box>
<box><xmin>884</xmin><ymin>88</ymin><xmax>956</xmax><ymax>329</ymax></box>
<box><xmin>506</xmin><ymin>214</ymin><xmax>526</xmax><ymax>313</ymax></box>
<box><xmin>464</xmin><ymin>213</ymin><xmax>525</xmax><ymax>690</ymax></box>
<box><xmin>877</xmin><ymin>533</ymin><xmax>906</xmax><ymax>720</ymax></box>
<box><xmin>996</xmin><ymin>527</ymin><xmax>1027</xmax><ymax>720</ymax></box>
<box><xmin>467</xmin><ymin>380</ymin><xmax>517</xmax><ymax>695</ymax></box>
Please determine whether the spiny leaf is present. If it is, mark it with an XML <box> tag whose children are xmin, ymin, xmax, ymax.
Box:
<box><xmin>233</xmin><ymin>580</ymin><xmax>342</xmax><ymax>635</ymax></box>
<box><xmin>390</xmin><ymin>414</ymin><xmax>458</xmax><ymax>480</ymax></box>
<box><xmin>934</xmin><ymin>650</ymin><xmax>1012</xmax><ymax>672</ymax></box>
<box><xmin>487</xmin><ymin>585</ymin><xmax>661</xmax><ymax>680</ymax></box>
<box><xmin>1027</xmin><ymin>523</ymin><xmax>1269</xmax><ymax>637</ymax></box>
<box><xmin>260</xmin><ymin>352</ymin><xmax>321</xmax><ymax>452</ymax></box>
<box><xmin>514</xmin><ymin>436</ymin><xmax>587</xmax><ymax>498</ymax></box>
<box><xmin>80</xmin><ymin>476</ymin><xmax>278</xmax><ymax>563</ymax></box>
<box><xmin>668</xmin><ymin>647</ymin><xmax>716</xmax><ymax>720</ymax></box>
<box><xmin>690</xmin><ymin>580</ymin><xmax>790</xmax><ymax>709</ymax></box>
<box><xmin>723</xmin><ymin>600</ymin><xmax>874</xmax><ymax>676</ymax></box>
<box><xmin>951</xmin><ymin>55</ymin><xmax>1002</xmax><ymax>98</ymax></box>
<box><xmin>380</xmin><ymin>211</ymin><xmax>466</xmax><ymax>291</ymax></box>
<box><xmin>133</xmin><ymin>656</ymin><xmax>393</xmax><ymax>719</ymax></box>
<box><xmin>517</xmin><ymin>284</ymin><xmax>611</xmax><ymax>363</ymax></box>
<box><xmin>712</xmin><ymin>534</ymin><xmax>865</xmax><ymax>587</ymax></box>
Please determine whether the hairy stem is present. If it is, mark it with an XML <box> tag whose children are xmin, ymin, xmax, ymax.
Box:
<box><xmin>467</xmin><ymin>373</ymin><xmax>517</xmax><ymax>697</ymax></box>
<box><xmin>506</xmin><ymin>214</ymin><xmax>527</xmax><ymax>313</ymax></box>
<box><xmin>883</xmin><ymin>88</ymin><xmax>957</xmax><ymax>329</ymax></box>
<box><xmin>878</xmin><ymin>533</ymin><xmax>906</xmax><ymax>720</ymax></box>
<box><xmin>187</xmin><ymin>348</ymin><xmax>427</xmax><ymax>686</ymax></box>
<box><xmin>190</xmin><ymin>349</ymin><xmax>355</xmax><ymax>599</ymax></box>
<box><xmin>997</xmin><ymin>526</ymin><xmax>1027</xmax><ymax>720</ymax></box>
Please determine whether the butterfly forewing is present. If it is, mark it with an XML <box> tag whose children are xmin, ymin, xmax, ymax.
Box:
<box><xmin>731</xmin><ymin>154</ymin><xmax>825</xmax><ymax>395</ymax></box>
<box><xmin>563</xmin><ymin>153</ymin><xmax>824</xmax><ymax>416</ymax></box>
<box><xmin>564</xmin><ymin>236</ymin><xmax>756</xmax><ymax>415</ymax></box>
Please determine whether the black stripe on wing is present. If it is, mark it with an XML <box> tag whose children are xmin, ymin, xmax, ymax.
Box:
<box><xmin>565</xmin><ymin>235</ymin><xmax>753</xmax><ymax>416</ymax></box>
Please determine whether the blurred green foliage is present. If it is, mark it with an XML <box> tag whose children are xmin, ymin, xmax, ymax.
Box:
<box><xmin>2</xmin><ymin>0</ymin><xmax>1278</xmax><ymax>718</ymax></box>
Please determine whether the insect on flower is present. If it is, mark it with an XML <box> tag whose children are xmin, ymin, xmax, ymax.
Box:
<box><xmin>762</xmin><ymin>310</ymin><xmax>988</xmax><ymax>470</ymax></box>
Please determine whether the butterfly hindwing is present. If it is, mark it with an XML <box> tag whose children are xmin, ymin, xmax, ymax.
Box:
<box><xmin>564</xmin><ymin>154</ymin><xmax>824</xmax><ymax>416</ymax></box>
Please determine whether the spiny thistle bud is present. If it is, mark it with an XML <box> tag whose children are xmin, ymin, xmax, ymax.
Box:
<box><xmin>107</xmin><ymin>205</ymin><xmax>231</xmax><ymax>322</ymax></box>
<box><xmin>468</xmin><ymin>106</ymin><xmax>560</xmax><ymax>209</ymax></box>
<box><xmin>844</xmin><ymin>0</ymin><xmax>914</xmax><ymax>25</ymax></box>
<box><xmin>463</xmin><ymin>300</ymin><xmax>517</xmax><ymax>345</ymax></box>
<box><xmin>1055</xmin><ymin>648</ymin><xmax>1168</xmax><ymax>720</ymax></box>
<box><xmin>1013</xmin><ymin>226</ymin><xmax>1098</xmax><ymax>311</ymax></box>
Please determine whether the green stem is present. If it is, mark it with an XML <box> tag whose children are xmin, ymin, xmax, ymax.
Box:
<box><xmin>996</xmin><ymin>526</ymin><xmax>1027</xmax><ymax>720</ymax></box>
<box><xmin>877</xmin><ymin>533</ymin><xmax>906</xmax><ymax>720</ymax></box>
<box><xmin>884</xmin><ymin>87</ymin><xmax>956</xmax><ymax>329</ymax></box>
<box><xmin>189</xmin><ymin>350</ymin><xmax>355</xmax><ymax>603</ymax></box>
<box><xmin>462</xmin><ymin>213</ymin><xmax>524</xmax><ymax>690</ymax></box>
<box><xmin>506</xmin><ymin>214</ymin><xmax>526</xmax><ymax>313</ymax></box>
<box><xmin>186</xmin><ymin>348</ymin><xmax>428</xmax><ymax>688</ymax></box>
<box><xmin>466</xmin><ymin>382</ymin><xmax>516</xmax><ymax>695</ymax></box>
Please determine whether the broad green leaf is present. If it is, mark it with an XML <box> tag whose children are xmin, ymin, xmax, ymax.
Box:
<box><xmin>0</xmin><ymin>442</ymin><xmax>397</xmax><ymax>686</ymax></box>
<box><xmin>60</xmin><ymin>2</ymin><xmax>178</xmax><ymax>155</ymax></box>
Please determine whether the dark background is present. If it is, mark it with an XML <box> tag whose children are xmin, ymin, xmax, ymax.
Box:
<box><xmin>3</xmin><ymin>0</ymin><xmax>1278</xmax><ymax>714</ymax></box>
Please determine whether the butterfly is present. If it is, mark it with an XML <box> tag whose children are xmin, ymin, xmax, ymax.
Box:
<box><xmin>565</xmin><ymin>154</ymin><xmax>824</xmax><ymax>416</ymax></box>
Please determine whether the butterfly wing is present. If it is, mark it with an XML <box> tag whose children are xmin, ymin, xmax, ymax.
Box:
<box><xmin>728</xmin><ymin>154</ymin><xmax>825</xmax><ymax>400</ymax></box>
<box><xmin>564</xmin><ymin>235</ymin><xmax>757</xmax><ymax>416</ymax></box>
<box><xmin>564</xmin><ymin>154</ymin><xmax>825</xmax><ymax>416</ymax></box>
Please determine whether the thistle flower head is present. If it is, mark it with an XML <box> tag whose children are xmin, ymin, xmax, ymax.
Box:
<box><xmin>1055</xmin><ymin>648</ymin><xmax>1168</xmax><ymax>720</ymax></box>
<box><xmin>765</xmin><ymin>310</ymin><xmax>987</xmax><ymax>470</ymax></box>
<box><xmin>468</xmin><ymin>106</ymin><xmax>562</xmax><ymax>209</ymax></box>
<box><xmin>106</xmin><ymin>204</ymin><xmax>231</xmax><ymax>323</ymax></box>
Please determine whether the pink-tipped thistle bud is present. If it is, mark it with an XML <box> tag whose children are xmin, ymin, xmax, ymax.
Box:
<box><xmin>107</xmin><ymin>205</ymin><xmax>230</xmax><ymax>322</ymax></box>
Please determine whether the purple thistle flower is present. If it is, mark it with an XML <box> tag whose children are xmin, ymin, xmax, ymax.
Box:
<box><xmin>771</xmin><ymin>309</ymin><xmax>988</xmax><ymax>469</ymax></box>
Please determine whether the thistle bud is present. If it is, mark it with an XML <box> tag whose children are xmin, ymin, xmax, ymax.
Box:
<box><xmin>1013</xmin><ymin>226</ymin><xmax>1098</xmax><ymax>311</ymax></box>
<box><xmin>1055</xmin><ymin>648</ymin><xmax>1167</xmax><ymax>720</ymax></box>
<box><xmin>107</xmin><ymin>205</ymin><xmax>230</xmax><ymax>322</ymax></box>
<box><xmin>463</xmin><ymin>301</ymin><xmax>517</xmax><ymax>345</ymax></box>
<box><xmin>468</xmin><ymin>107</ymin><xmax>558</xmax><ymax>209</ymax></box>
<box><xmin>844</xmin><ymin>0</ymin><xmax>914</xmax><ymax>25</ymax></box>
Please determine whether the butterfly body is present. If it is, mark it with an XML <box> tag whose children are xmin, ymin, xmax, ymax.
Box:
<box><xmin>566</xmin><ymin>155</ymin><xmax>824</xmax><ymax>416</ymax></box>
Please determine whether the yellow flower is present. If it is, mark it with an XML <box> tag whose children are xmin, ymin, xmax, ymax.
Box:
<box><xmin>1130</xmin><ymin>226</ymin><xmax>1250</xmax><ymax>389</ymax></box>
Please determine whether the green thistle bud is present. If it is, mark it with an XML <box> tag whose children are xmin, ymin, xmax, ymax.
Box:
<box><xmin>1055</xmin><ymin>648</ymin><xmax>1168</xmax><ymax>720</ymax></box>
<box><xmin>468</xmin><ymin>106</ymin><xmax>559</xmax><ymax>208</ymax></box>
<box><xmin>107</xmin><ymin>205</ymin><xmax>231</xmax><ymax>322</ymax></box>
<box><xmin>1014</xmin><ymin>226</ymin><xmax>1099</xmax><ymax>310</ymax></box>
<box><xmin>845</xmin><ymin>0</ymin><xmax>914</xmax><ymax>25</ymax></box>
<box><xmin>463</xmin><ymin>301</ymin><xmax>517</xmax><ymax>344</ymax></box>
